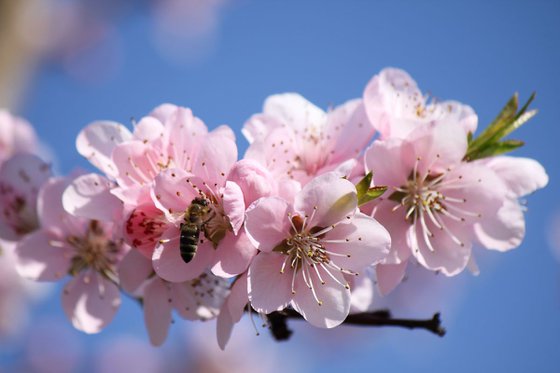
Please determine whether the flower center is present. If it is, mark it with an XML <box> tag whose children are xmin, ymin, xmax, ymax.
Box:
<box><xmin>67</xmin><ymin>220</ymin><xmax>120</xmax><ymax>279</ymax></box>
<box><xmin>0</xmin><ymin>184</ymin><xmax>38</xmax><ymax>236</ymax></box>
<box><xmin>273</xmin><ymin>211</ymin><xmax>354</xmax><ymax>305</ymax></box>
<box><xmin>388</xmin><ymin>158</ymin><xmax>482</xmax><ymax>252</ymax></box>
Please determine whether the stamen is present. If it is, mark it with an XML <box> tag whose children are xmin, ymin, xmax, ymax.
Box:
<box><xmin>304</xmin><ymin>264</ymin><xmax>322</xmax><ymax>306</ymax></box>
<box><xmin>329</xmin><ymin>262</ymin><xmax>357</xmax><ymax>276</ymax></box>
<box><xmin>419</xmin><ymin>213</ymin><xmax>436</xmax><ymax>252</ymax></box>
<box><xmin>301</xmin><ymin>259</ymin><xmax>312</xmax><ymax>289</ymax></box>
<box><xmin>280</xmin><ymin>255</ymin><xmax>290</xmax><ymax>274</ymax></box>
<box><xmin>433</xmin><ymin>213</ymin><xmax>465</xmax><ymax>247</ymax></box>
<box><xmin>321</xmin><ymin>248</ymin><xmax>351</xmax><ymax>258</ymax></box>
<box><xmin>48</xmin><ymin>240</ymin><xmax>66</xmax><ymax>248</ymax></box>
<box><xmin>320</xmin><ymin>263</ymin><xmax>351</xmax><ymax>288</ymax></box>
<box><xmin>424</xmin><ymin>204</ymin><xmax>443</xmax><ymax>229</ymax></box>
<box><xmin>291</xmin><ymin>261</ymin><xmax>298</xmax><ymax>294</ymax></box>
<box><xmin>412</xmin><ymin>157</ymin><xmax>420</xmax><ymax>183</ymax></box>
<box><xmin>247</xmin><ymin>304</ymin><xmax>260</xmax><ymax>336</ymax></box>
<box><xmin>310</xmin><ymin>224</ymin><xmax>337</xmax><ymax>238</ymax></box>
<box><xmin>442</xmin><ymin>196</ymin><xmax>467</xmax><ymax>203</ymax></box>
<box><xmin>311</xmin><ymin>263</ymin><xmax>326</xmax><ymax>285</ymax></box>
<box><xmin>288</xmin><ymin>214</ymin><xmax>300</xmax><ymax>234</ymax></box>
<box><xmin>306</xmin><ymin>206</ymin><xmax>318</xmax><ymax>230</ymax></box>
<box><xmin>439</xmin><ymin>207</ymin><xmax>465</xmax><ymax>222</ymax></box>
<box><xmin>392</xmin><ymin>204</ymin><xmax>403</xmax><ymax>212</ymax></box>
<box><xmin>444</xmin><ymin>202</ymin><xmax>481</xmax><ymax>218</ymax></box>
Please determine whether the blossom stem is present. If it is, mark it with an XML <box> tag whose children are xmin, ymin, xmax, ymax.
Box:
<box><xmin>254</xmin><ymin>309</ymin><xmax>446</xmax><ymax>341</ymax></box>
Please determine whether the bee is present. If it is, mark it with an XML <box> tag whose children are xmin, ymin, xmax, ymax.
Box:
<box><xmin>179</xmin><ymin>197</ymin><xmax>213</xmax><ymax>263</ymax></box>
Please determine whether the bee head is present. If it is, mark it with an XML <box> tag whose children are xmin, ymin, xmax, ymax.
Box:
<box><xmin>192</xmin><ymin>197</ymin><xmax>209</xmax><ymax>206</ymax></box>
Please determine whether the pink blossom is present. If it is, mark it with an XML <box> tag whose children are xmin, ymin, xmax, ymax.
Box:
<box><xmin>123</xmin><ymin>200</ymin><xmax>168</xmax><ymax>259</ymax></box>
<box><xmin>14</xmin><ymin>176</ymin><xmax>125</xmax><ymax>333</ymax></box>
<box><xmin>244</xmin><ymin>172</ymin><xmax>390</xmax><ymax>328</ymax></box>
<box><xmin>78</xmin><ymin>104</ymin><xmax>256</xmax><ymax>279</ymax></box>
<box><xmin>0</xmin><ymin>110</ymin><xmax>40</xmax><ymax>163</ymax></box>
<box><xmin>0</xmin><ymin>153</ymin><xmax>52</xmax><ymax>241</ymax></box>
<box><xmin>0</xmin><ymin>239</ymin><xmax>46</xmax><ymax>337</ymax></box>
<box><xmin>474</xmin><ymin>156</ymin><xmax>548</xmax><ymax>251</ymax></box>
<box><xmin>243</xmin><ymin>93</ymin><xmax>374</xmax><ymax>184</ymax></box>
<box><xmin>363</xmin><ymin>68</ymin><xmax>477</xmax><ymax>139</ymax></box>
<box><xmin>216</xmin><ymin>272</ymin><xmax>249</xmax><ymax>350</ymax></box>
<box><xmin>119</xmin><ymin>249</ymin><xmax>229</xmax><ymax>346</ymax></box>
<box><xmin>364</xmin><ymin>121</ymin><xmax>532</xmax><ymax>290</ymax></box>
<box><xmin>150</xmin><ymin>166</ymin><xmax>254</xmax><ymax>282</ymax></box>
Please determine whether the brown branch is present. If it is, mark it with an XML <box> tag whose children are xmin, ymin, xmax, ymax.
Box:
<box><xmin>259</xmin><ymin>309</ymin><xmax>446</xmax><ymax>341</ymax></box>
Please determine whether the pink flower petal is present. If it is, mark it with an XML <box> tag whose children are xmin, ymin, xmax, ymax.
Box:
<box><xmin>15</xmin><ymin>230</ymin><xmax>72</xmax><ymax>281</ymax></box>
<box><xmin>244</xmin><ymin>127</ymin><xmax>299</xmax><ymax>180</ymax></box>
<box><xmin>244</xmin><ymin>197</ymin><xmax>292</xmax><ymax>252</ymax></box>
<box><xmin>408</xmin><ymin>221</ymin><xmax>472</xmax><ymax>276</ymax></box>
<box><xmin>76</xmin><ymin>121</ymin><xmax>132</xmax><ymax>178</ymax></box>
<box><xmin>211</xmin><ymin>125</ymin><xmax>236</xmax><ymax>142</ymax></box>
<box><xmin>221</xmin><ymin>181</ymin><xmax>245</xmax><ymax>235</ymax></box>
<box><xmin>227</xmin><ymin>159</ymin><xmax>275</xmax><ymax>206</ymax></box>
<box><xmin>291</xmin><ymin>268</ymin><xmax>350</xmax><ymax>328</ymax></box>
<box><xmin>149</xmin><ymin>103</ymin><xmax>178</xmax><ymax>123</ymax></box>
<box><xmin>162</xmin><ymin>107</ymin><xmax>208</xmax><ymax>169</ymax></box>
<box><xmin>217</xmin><ymin>273</ymin><xmax>248</xmax><ymax>350</ymax></box>
<box><xmin>376</xmin><ymin>261</ymin><xmax>408</xmax><ymax>296</ymax></box>
<box><xmin>327</xmin><ymin>100</ymin><xmax>375</xmax><ymax>165</ymax></box>
<box><xmin>363</xmin><ymin>68</ymin><xmax>422</xmax><ymax>139</ymax></box>
<box><xmin>364</xmin><ymin>138</ymin><xmax>410</xmax><ymax>187</ymax></box>
<box><xmin>111</xmin><ymin>185</ymin><xmax>152</xmax><ymax>207</ymax></box>
<box><xmin>294</xmin><ymin>172</ymin><xmax>357</xmax><ymax>228</ymax></box>
<box><xmin>247</xmin><ymin>253</ymin><xmax>293</xmax><ymax>313</ymax></box>
<box><xmin>0</xmin><ymin>154</ymin><xmax>51</xmax><ymax>239</ymax></box>
<box><xmin>152</xmin><ymin>227</ymin><xmax>215</xmax><ymax>282</ymax></box>
<box><xmin>263</xmin><ymin>93</ymin><xmax>326</xmax><ymax>133</ymax></box>
<box><xmin>348</xmin><ymin>267</ymin><xmax>375</xmax><ymax>312</ymax></box>
<box><xmin>216</xmin><ymin>305</ymin><xmax>234</xmax><ymax>351</ymax></box>
<box><xmin>169</xmin><ymin>282</ymin><xmax>200</xmax><ymax>321</ymax></box>
<box><xmin>325</xmin><ymin>212</ymin><xmax>391</xmax><ymax>272</ymax></box>
<box><xmin>438</xmin><ymin>100</ymin><xmax>478</xmax><ymax>135</ymax></box>
<box><xmin>212</xmin><ymin>231</ymin><xmax>257</xmax><ymax>278</ymax></box>
<box><xmin>112</xmin><ymin>141</ymin><xmax>160</xmax><ymax>188</ymax></box>
<box><xmin>371</xmin><ymin>202</ymin><xmax>413</xmax><ymax>264</ymax></box>
<box><xmin>242</xmin><ymin>113</ymin><xmax>282</xmax><ymax>143</ymax></box>
<box><xmin>0</xmin><ymin>110</ymin><xmax>39</xmax><ymax>162</ymax></box>
<box><xmin>227</xmin><ymin>273</ymin><xmax>249</xmax><ymax>321</ymax></box>
<box><xmin>407</xmin><ymin>121</ymin><xmax>467</xmax><ymax>174</ymax></box>
<box><xmin>133</xmin><ymin>117</ymin><xmax>165</xmax><ymax>143</ymax></box>
<box><xmin>152</xmin><ymin>168</ymin><xmax>199</xmax><ymax>216</ymax></box>
<box><xmin>191</xmin><ymin>133</ymin><xmax>237</xmax><ymax>189</ymax></box>
<box><xmin>118</xmin><ymin>249</ymin><xmax>153</xmax><ymax>294</ymax></box>
<box><xmin>484</xmin><ymin>156</ymin><xmax>549</xmax><ymax>197</ymax></box>
<box><xmin>143</xmin><ymin>277</ymin><xmax>173</xmax><ymax>346</ymax></box>
<box><xmin>62</xmin><ymin>174</ymin><xmax>122</xmax><ymax>221</ymax></box>
<box><xmin>474</xmin><ymin>199</ymin><xmax>525</xmax><ymax>251</ymax></box>
<box><xmin>37</xmin><ymin>177</ymin><xmax>74</xmax><ymax>232</ymax></box>
<box><xmin>62</xmin><ymin>271</ymin><xmax>121</xmax><ymax>334</ymax></box>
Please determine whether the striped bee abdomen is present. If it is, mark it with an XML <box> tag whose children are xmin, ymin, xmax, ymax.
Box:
<box><xmin>179</xmin><ymin>222</ymin><xmax>200</xmax><ymax>263</ymax></box>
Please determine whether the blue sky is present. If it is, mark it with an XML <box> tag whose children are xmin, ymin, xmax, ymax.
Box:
<box><xmin>3</xmin><ymin>0</ymin><xmax>559</xmax><ymax>371</ymax></box>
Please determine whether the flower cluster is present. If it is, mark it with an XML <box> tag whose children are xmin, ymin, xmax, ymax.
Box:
<box><xmin>0</xmin><ymin>68</ymin><xmax>548</xmax><ymax>348</ymax></box>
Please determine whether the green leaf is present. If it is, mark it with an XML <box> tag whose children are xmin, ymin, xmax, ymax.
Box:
<box><xmin>467</xmin><ymin>140</ymin><xmax>525</xmax><ymax>161</ymax></box>
<box><xmin>465</xmin><ymin>92</ymin><xmax>536</xmax><ymax>161</ymax></box>
<box><xmin>468</xmin><ymin>93</ymin><xmax>518</xmax><ymax>153</ymax></box>
<box><xmin>355</xmin><ymin>172</ymin><xmax>373</xmax><ymax>199</ymax></box>
<box><xmin>358</xmin><ymin>186</ymin><xmax>387</xmax><ymax>206</ymax></box>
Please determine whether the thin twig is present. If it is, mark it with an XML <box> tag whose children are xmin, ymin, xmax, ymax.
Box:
<box><xmin>255</xmin><ymin>309</ymin><xmax>446</xmax><ymax>341</ymax></box>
